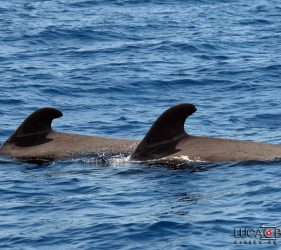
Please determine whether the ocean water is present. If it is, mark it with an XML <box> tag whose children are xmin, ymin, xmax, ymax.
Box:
<box><xmin>1</xmin><ymin>0</ymin><xmax>281</xmax><ymax>249</ymax></box>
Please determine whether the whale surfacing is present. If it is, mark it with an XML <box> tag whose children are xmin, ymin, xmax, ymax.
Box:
<box><xmin>131</xmin><ymin>104</ymin><xmax>281</xmax><ymax>162</ymax></box>
<box><xmin>0</xmin><ymin>108</ymin><xmax>137</xmax><ymax>162</ymax></box>
<box><xmin>1</xmin><ymin>104</ymin><xmax>281</xmax><ymax>163</ymax></box>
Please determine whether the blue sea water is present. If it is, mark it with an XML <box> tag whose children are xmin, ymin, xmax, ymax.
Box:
<box><xmin>1</xmin><ymin>0</ymin><xmax>281</xmax><ymax>249</ymax></box>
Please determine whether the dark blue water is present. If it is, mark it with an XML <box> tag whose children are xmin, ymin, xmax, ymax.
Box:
<box><xmin>1</xmin><ymin>0</ymin><xmax>281</xmax><ymax>249</ymax></box>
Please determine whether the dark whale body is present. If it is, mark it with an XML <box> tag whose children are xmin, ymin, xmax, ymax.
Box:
<box><xmin>1</xmin><ymin>104</ymin><xmax>281</xmax><ymax>163</ymax></box>
<box><xmin>0</xmin><ymin>108</ymin><xmax>137</xmax><ymax>162</ymax></box>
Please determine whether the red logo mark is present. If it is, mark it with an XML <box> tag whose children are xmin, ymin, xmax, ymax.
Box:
<box><xmin>265</xmin><ymin>228</ymin><xmax>273</xmax><ymax>237</ymax></box>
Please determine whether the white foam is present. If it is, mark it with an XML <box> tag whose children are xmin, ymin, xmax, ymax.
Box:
<box><xmin>108</xmin><ymin>155</ymin><xmax>131</xmax><ymax>167</ymax></box>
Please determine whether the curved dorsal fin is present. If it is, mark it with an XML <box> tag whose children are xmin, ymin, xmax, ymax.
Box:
<box><xmin>6</xmin><ymin>107</ymin><xmax>63</xmax><ymax>145</ymax></box>
<box><xmin>132</xmin><ymin>103</ymin><xmax>196</xmax><ymax>160</ymax></box>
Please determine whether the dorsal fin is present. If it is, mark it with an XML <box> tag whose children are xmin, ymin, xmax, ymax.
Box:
<box><xmin>6</xmin><ymin>107</ymin><xmax>63</xmax><ymax>145</ymax></box>
<box><xmin>132</xmin><ymin>103</ymin><xmax>196</xmax><ymax>160</ymax></box>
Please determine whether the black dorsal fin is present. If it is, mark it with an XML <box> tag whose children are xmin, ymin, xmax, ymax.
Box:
<box><xmin>132</xmin><ymin>103</ymin><xmax>196</xmax><ymax>160</ymax></box>
<box><xmin>6</xmin><ymin>107</ymin><xmax>63</xmax><ymax>145</ymax></box>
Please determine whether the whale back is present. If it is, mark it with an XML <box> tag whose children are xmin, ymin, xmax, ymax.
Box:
<box><xmin>132</xmin><ymin>103</ymin><xmax>196</xmax><ymax>160</ymax></box>
<box><xmin>5</xmin><ymin>107</ymin><xmax>63</xmax><ymax>146</ymax></box>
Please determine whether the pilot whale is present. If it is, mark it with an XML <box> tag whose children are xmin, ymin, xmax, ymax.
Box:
<box><xmin>0</xmin><ymin>104</ymin><xmax>281</xmax><ymax>163</ymax></box>
<box><xmin>0</xmin><ymin>108</ymin><xmax>137</xmax><ymax>162</ymax></box>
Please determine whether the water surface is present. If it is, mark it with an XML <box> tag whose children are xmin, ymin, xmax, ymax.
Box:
<box><xmin>1</xmin><ymin>0</ymin><xmax>281</xmax><ymax>249</ymax></box>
